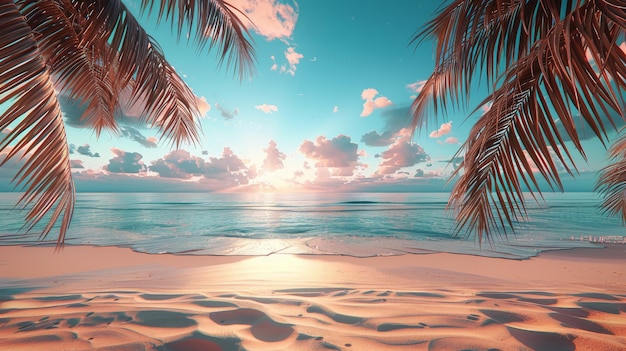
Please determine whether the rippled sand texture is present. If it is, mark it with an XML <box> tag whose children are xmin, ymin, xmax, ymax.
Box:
<box><xmin>0</xmin><ymin>245</ymin><xmax>624</xmax><ymax>350</ymax></box>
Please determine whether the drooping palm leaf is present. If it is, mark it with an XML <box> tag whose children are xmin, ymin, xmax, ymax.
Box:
<box><xmin>596</xmin><ymin>130</ymin><xmax>626</xmax><ymax>223</ymax></box>
<box><xmin>17</xmin><ymin>0</ymin><xmax>121</xmax><ymax>134</ymax></box>
<box><xmin>0</xmin><ymin>1</ymin><xmax>75</xmax><ymax>247</ymax></box>
<box><xmin>139</xmin><ymin>0</ymin><xmax>256</xmax><ymax>79</ymax></box>
<box><xmin>412</xmin><ymin>0</ymin><xmax>626</xmax><ymax>242</ymax></box>
<box><xmin>1</xmin><ymin>0</ymin><xmax>257</xmax><ymax>246</ymax></box>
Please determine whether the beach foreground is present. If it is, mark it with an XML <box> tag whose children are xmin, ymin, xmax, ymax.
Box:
<box><xmin>0</xmin><ymin>245</ymin><xmax>625</xmax><ymax>350</ymax></box>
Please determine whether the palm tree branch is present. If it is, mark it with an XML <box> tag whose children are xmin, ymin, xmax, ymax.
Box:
<box><xmin>0</xmin><ymin>1</ymin><xmax>75</xmax><ymax>247</ymax></box>
<box><xmin>67</xmin><ymin>0</ymin><xmax>205</xmax><ymax>147</ymax></box>
<box><xmin>17</xmin><ymin>0</ymin><xmax>122</xmax><ymax>135</ymax></box>
<box><xmin>449</xmin><ymin>3</ymin><xmax>626</xmax><ymax>241</ymax></box>
<box><xmin>596</xmin><ymin>130</ymin><xmax>626</xmax><ymax>223</ymax></box>
<box><xmin>139</xmin><ymin>0</ymin><xmax>256</xmax><ymax>79</ymax></box>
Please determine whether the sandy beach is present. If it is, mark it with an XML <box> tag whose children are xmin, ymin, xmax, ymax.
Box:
<box><xmin>0</xmin><ymin>244</ymin><xmax>625</xmax><ymax>350</ymax></box>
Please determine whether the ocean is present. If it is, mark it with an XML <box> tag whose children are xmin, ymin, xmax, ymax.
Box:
<box><xmin>0</xmin><ymin>192</ymin><xmax>623</xmax><ymax>259</ymax></box>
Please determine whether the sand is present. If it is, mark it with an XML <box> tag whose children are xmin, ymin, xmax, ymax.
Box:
<box><xmin>0</xmin><ymin>244</ymin><xmax>625</xmax><ymax>350</ymax></box>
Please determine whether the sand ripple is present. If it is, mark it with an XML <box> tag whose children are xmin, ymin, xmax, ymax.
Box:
<box><xmin>0</xmin><ymin>288</ymin><xmax>625</xmax><ymax>350</ymax></box>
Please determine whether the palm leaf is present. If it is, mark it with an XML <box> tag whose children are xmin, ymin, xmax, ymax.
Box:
<box><xmin>139</xmin><ymin>0</ymin><xmax>256</xmax><ymax>79</ymax></box>
<box><xmin>596</xmin><ymin>130</ymin><xmax>626</xmax><ymax>224</ymax></box>
<box><xmin>1</xmin><ymin>0</ymin><xmax>258</xmax><ymax>247</ymax></box>
<box><xmin>412</xmin><ymin>0</ymin><xmax>626</xmax><ymax>242</ymax></box>
<box><xmin>17</xmin><ymin>0</ymin><xmax>121</xmax><ymax>134</ymax></box>
<box><xmin>411</xmin><ymin>0</ymin><xmax>584</xmax><ymax>131</ymax></box>
<box><xmin>0</xmin><ymin>1</ymin><xmax>74</xmax><ymax>248</ymax></box>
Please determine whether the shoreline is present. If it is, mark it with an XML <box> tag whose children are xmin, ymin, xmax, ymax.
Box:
<box><xmin>1</xmin><ymin>244</ymin><xmax>625</xmax><ymax>350</ymax></box>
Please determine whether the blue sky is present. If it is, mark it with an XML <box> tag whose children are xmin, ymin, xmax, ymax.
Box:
<box><xmin>1</xmin><ymin>0</ymin><xmax>620</xmax><ymax>193</ymax></box>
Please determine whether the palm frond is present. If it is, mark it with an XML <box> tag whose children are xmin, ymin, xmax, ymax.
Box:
<box><xmin>139</xmin><ymin>0</ymin><xmax>256</xmax><ymax>79</ymax></box>
<box><xmin>133</xmin><ymin>44</ymin><xmax>201</xmax><ymax>148</ymax></box>
<box><xmin>413</xmin><ymin>0</ymin><xmax>626</xmax><ymax>242</ymax></box>
<box><xmin>67</xmin><ymin>0</ymin><xmax>204</xmax><ymax>146</ymax></box>
<box><xmin>0</xmin><ymin>1</ymin><xmax>75</xmax><ymax>248</ymax></box>
<box><xmin>17</xmin><ymin>0</ymin><xmax>121</xmax><ymax>135</ymax></box>
<box><xmin>596</xmin><ymin>130</ymin><xmax>626</xmax><ymax>224</ymax></box>
<box><xmin>411</xmin><ymin>0</ymin><xmax>590</xmax><ymax>131</ymax></box>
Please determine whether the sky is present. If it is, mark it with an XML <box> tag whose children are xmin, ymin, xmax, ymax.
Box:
<box><xmin>1</xmin><ymin>0</ymin><xmax>622</xmax><ymax>193</ymax></box>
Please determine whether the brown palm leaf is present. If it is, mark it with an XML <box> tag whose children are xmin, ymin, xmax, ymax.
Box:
<box><xmin>18</xmin><ymin>0</ymin><xmax>122</xmax><ymax>134</ymax></box>
<box><xmin>596</xmin><ymin>130</ymin><xmax>626</xmax><ymax>224</ymax></box>
<box><xmin>139</xmin><ymin>0</ymin><xmax>256</xmax><ymax>79</ymax></box>
<box><xmin>1</xmin><ymin>0</ymin><xmax>257</xmax><ymax>246</ymax></box>
<box><xmin>0</xmin><ymin>1</ymin><xmax>75</xmax><ymax>247</ymax></box>
<box><xmin>412</xmin><ymin>0</ymin><xmax>626</xmax><ymax>242</ymax></box>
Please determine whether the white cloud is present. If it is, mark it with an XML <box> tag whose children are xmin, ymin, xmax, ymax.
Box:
<box><xmin>333</xmin><ymin>106</ymin><xmax>339</xmax><ymax>113</ymax></box>
<box><xmin>429</xmin><ymin>121</ymin><xmax>453</xmax><ymax>138</ymax></box>
<box><xmin>255</xmin><ymin>104</ymin><xmax>279</xmax><ymax>114</ymax></box>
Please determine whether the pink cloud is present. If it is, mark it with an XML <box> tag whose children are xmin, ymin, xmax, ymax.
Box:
<box><xmin>361</xmin><ymin>88</ymin><xmax>379</xmax><ymax>100</ymax></box>
<box><xmin>70</xmin><ymin>159</ymin><xmax>84</xmax><ymax>169</ymax></box>
<box><xmin>196</xmin><ymin>96</ymin><xmax>211</xmax><ymax>117</ymax></box>
<box><xmin>263</xmin><ymin>140</ymin><xmax>286</xmax><ymax>171</ymax></box>
<box><xmin>299</xmin><ymin>134</ymin><xmax>361</xmax><ymax>176</ymax></box>
<box><xmin>406</xmin><ymin>80</ymin><xmax>427</xmax><ymax>93</ymax></box>
<box><xmin>149</xmin><ymin>148</ymin><xmax>256</xmax><ymax>186</ymax></box>
<box><xmin>375</xmin><ymin>132</ymin><xmax>430</xmax><ymax>175</ymax></box>
<box><xmin>105</xmin><ymin>148</ymin><xmax>146</xmax><ymax>174</ymax></box>
<box><xmin>230</xmin><ymin>0</ymin><xmax>298</xmax><ymax>40</ymax></box>
<box><xmin>429</xmin><ymin>121</ymin><xmax>453</xmax><ymax>138</ymax></box>
<box><xmin>444</xmin><ymin>137</ymin><xmax>459</xmax><ymax>144</ymax></box>
<box><xmin>282</xmin><ymin>47</ymin><xmax>303</xmax><ymax>75</ymax></box>
<box><xmin>360</xmin><ymin>88</ymin><xmax>393</xmax><ymax>117</ymax></box>
<box><xmin>149</xmin><ymin>150</ymin><xmax>205</xmax><ymax>179</ymax></box>
<box><xmin>255</xmin><ymin>104</ymin><xmax>279</xmax><ymax>114</ymax></box>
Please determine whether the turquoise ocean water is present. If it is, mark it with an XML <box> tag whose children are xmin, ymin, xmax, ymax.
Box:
<box><xmin>0</xmin><ymin>192</ymin><xmax>623</xmax><ymax>259</ymax></box>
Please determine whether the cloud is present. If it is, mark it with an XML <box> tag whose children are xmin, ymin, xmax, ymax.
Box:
<box><xmin>380</xmin><ymin>107</ymin><xmax>412</xmax><ymax>134</ymax></box>
<box><xmin>554</xmin><ymin>110</ymin><xmax>625</xmax><ymax>142</ymax></box>
<box><xmin>255</xmin><ymin>104</ymin><xmax>279</xmax><ymax>114</ymax></box>
<box><xmin>196</xmin><ymin>96</ymin><xmax>211</xmax><ymax>117</ymax></box>
<box><xmin>282</xmin><ymin>47</ymin><xmax>303</xmax><ymax>76</ymax></box>
<box><xmin>70</xmin><ymin>159</ymin><xmax>84</xmax><ymax>169</ymax></box>
<box><xmin>300</xmin><ymin>134</ymin><xmax>361</xmax><ymax>176</ymax></box>
<box><xmin>215</xmin><ymin>103</ymin><xmax>239</xmax><ymax>119</ymax></box>
<box><xmin>204</xmin><ymin>147</ymin><xmax>255</xmax><ymax>185</ymax></box>
<box><xmin>105</xmin><ymin>148</ymin><xmax>146</xmax><ymax>174</ymax></box>
<box><xmin>444</xmin><ymin>136</ymin><xmax>460</xmax><ymax>144</ymax></box>
<box><xmin>406</xmin><ymin>80</ymin><xmax>427</xmax><ymax>94</ymax></box>
<box><xmin>376</xmin><ymin>131</ymin><xmax>430</xmax><ymax>174</ymax></box>
<box><xmin>333</xmin><ymin>106</ymin><xmax>338</xmax><ymax>113</ymax></box>
<box><xmin>76</xmin><ymin>144</ymin><xmax>100</xmax><ymax>157</ymax></box>
<box><xmin>231</xmin><ymin>0</ymin><xmax>298</xmax><ymax>40</ymax></box>
<box><xmin>429</xmin><ymin>121</ymin><xmax>453</xmax><ymax>138</ymax></box>
<box><xmin>148</xmin><ymin>148</ymin><xmax>256</xmax><ymax>186</ymax></box>
<box><xmin>263</xmin><ymin>140</ymin><xmax>286</xmax><ymax>171</ymax></box>
<box><xmin>120</xmin><ymin>126</ymin><xmax>158</xmax><ymax>148</ymax></box>
<box><xmin>69</xmin><ymin>144</ymin><xmax>76</xmax><ymax>154</ymax></box>
<box><xmin>150</xmin><ymin>150</ymin><xmax>206</xmax><ymax>179</ymax></box>
<box><xmin>440</xmin><ymin>156</ymin><xmax>464</xmax><ymax>170</ymax></box>
<box><xmin>361</xmin><ymin>130</ymin><xmax>396</xmax><ymax>147</ymax></box>
<box><xmin>360</xmin><ymin>88</ymin><xmax>393</xmax><ymax>117</ymax></box>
